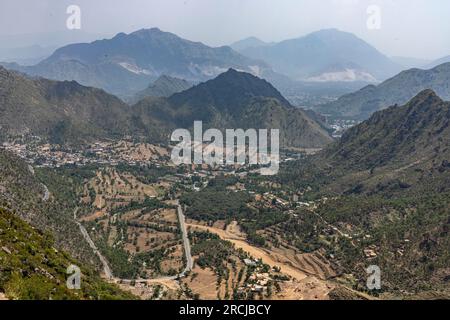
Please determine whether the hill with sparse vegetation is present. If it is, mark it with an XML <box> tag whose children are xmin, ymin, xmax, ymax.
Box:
<box><xmin>0</xmin><ymin>208</ymin><xmax>136</xmax><ymax>300</ymax></box>
<box><xmin>268</xmin><ymin>90</ymin><xmax>450</xmax><ymax>297</ymax></box>
<box><xmin>316</xmin><ymin>63</ymin><xmax>450</xmax><ymax>120</ymax></box>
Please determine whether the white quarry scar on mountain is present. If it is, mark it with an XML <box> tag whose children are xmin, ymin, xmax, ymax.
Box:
<box><xmin>307</xmin><ymin>69</ymin><xmax>378</xmax><ymax>82</ymax></box>
<box><xmin>117</xmin><ymin>62</ymin><xmax>152</xmax><ymax>75</ymax></box>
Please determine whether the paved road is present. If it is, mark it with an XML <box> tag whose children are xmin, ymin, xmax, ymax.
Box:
<box><xmin>176</xmin><ymin>200</ymin><xmax>193</xmax><ymax>276</ymax></box>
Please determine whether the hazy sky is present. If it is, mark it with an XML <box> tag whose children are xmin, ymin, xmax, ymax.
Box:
<box><xmin>0</xmin><ymin>0</ymin><xmax>449</xmax><ymax>59</ymax></box>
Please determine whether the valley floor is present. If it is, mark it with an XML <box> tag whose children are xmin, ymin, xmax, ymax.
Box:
<box><xmin>185</xmin><ymin>222</ymin><xmax>333</xmax><ymax>300</ymax></box>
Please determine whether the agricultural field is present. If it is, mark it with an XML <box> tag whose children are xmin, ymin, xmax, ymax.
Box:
<box><xmin>78</xmin><ymin>167</ymin><xmax>184</xmax><ymax>279</ymax></box>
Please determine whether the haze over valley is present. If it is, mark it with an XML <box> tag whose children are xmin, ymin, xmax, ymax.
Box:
<box><xmin>1</xmin><ymin>0</ymin><xmax>450</xmax><ymax>302</ymax></box>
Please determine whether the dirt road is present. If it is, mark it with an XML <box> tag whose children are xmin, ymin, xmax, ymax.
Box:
<box><xmin>186</xmin><ymin>223</ymin><xmax>308</xmax><ymax>282</ymax></box>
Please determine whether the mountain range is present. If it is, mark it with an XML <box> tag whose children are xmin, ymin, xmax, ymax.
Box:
<box><xmin>390</xmin><ymin>56</ymin><xmax>432</xmax><ymax>69</ymax></box>
<box><xmin>277</xmin><ymin>90</ymin><xmax>450</xmax><ymax>296</ymax></box>
<box><xmin>315</xmin><ymin>62</ymin><xmax>450</xmax><ymax>120</ymax></box>
<box><xmin>324</xmin><ymin>89</ymin><xmax>450</xmax><ymax>174</ymax></box>
<box><xmin>235</xmin><ymin>29</ymin><xmax>402</xmax><ymax>82</ymax></box>
<box><xmin>0</xmin><ymin>45</ymin><xmax>55</xmax><ymax>66</ymax></box>
<box><xmin>2</xmin><ymin>28</ymin><xmax>277</xmax><ymax>97</ymax></box>
<box><xmin>0</xmin><ymin>66</ymin><xmax>332</xmax><ymax>148</ymax></box>
<box><xmin>279</xmin><ymin>89</ymin><xmax>450</xmax><ymax>196</ymax></box>
<box><xmin>1</xmin><ymin>28</ymin><xmax>415</xmax><ymax>104</ymax></box>
<box><xmin>2</xmin><ymin>23</ymin><xmax>450</xmax><ymax>301</ymax></box>
<box><xmin>132</xmin><ymin>69</ymin><xmax>333</xmax><ymax>148</ymax></box>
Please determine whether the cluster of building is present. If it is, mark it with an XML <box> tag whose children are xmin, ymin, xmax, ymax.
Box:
<box><xmin>239</xmin><ymin>259</ymin><xmax>282</xmax><ymax>295</ymax></box>
<box><xmin>0</xmin><ymin>141</ymin><xmax>167</xmax><ymax>168</ymax></box>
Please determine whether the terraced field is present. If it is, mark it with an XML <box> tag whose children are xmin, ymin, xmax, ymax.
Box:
<box><xmin>77</xmin><ymin>168</ymin><xmax>184</xmax><ymax>279</ymax></box>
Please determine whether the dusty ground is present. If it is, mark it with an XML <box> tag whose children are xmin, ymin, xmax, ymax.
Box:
<box><xmin>186</xmin><ymin>222</ymin><xmax>335</xmax><ymax>300</ymax></box>
<box><xmin>79</xmin><ymin>168</ymin><xmax>183</xmax><ymax>277</ymax></box>
<box><xmin>186</xmin><ymin>223</ymin><xmax>307</xmax><ymax>281</ymax></box>
<box><xmin>115</xmin><ymin>278</ymin><xmax>180</xmax><ymax>299</ymax></box>
<box><xmin>272</xmin><ymin>277</ymin><xmax>333</xmax><ymax>300</ymax></box>
<box><xmin>181</xmin><ymin>243</ymin><xmax>250</xmax><ymax>300</ymax></box>
<box><xmin>262</xmin><ymin>224</ymin><xmax>339</xmax><ymax>280</ymax></box>
<box><xmin>182</xmin><ymin>266</ymin><xmax>219</xmax><ymax>300</ymax></box>
<box><xmin>81</xmin><ymin>168</ymin><xmax>161</xmax><ymax>215</ymax></box>
<box><xmin>113</xmin><ymin>141</ymin><xmax>169</xmax><ymax>162</ymax></box>
<box><xmin>226</xmin><ymin>221</ymin><xmax>246</xmax><ymax>238</ymax></box>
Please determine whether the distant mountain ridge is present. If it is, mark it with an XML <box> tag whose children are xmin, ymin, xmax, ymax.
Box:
<box><xmin>237</xmin><ymin>29</ymin><xmax>401</xmax><ymax>82</ymax></box>
<box><xmin>315</xmin><ymin>62</ymin><xmax>450</xmax><ymax>120</ymax></box>
<box><xmin>427</xmin><ymin>55</ymin><xmax>450</xmax><ymax>69</ymax></box>
<box><xmin>391</xmin><ymin>56</ymin><xmax>431</xmax><ymax>69</ymax></box>
<box><xmin>230</xmin><ymin>37</ymin><xmax>272</xmax><ymax>52</ymax></box>
<box><xmin>128</xmin><ymin>75</ymin><xmax>192</xmax><ymax>104</ymax></box>
<box><xmin>2</xmin><ymin>28</ymin><xmax>276</xmax><ymax>97</ymax></box>
<box><xmin>1</xmin><ymin>28</ymin><xmax>407</xmax><ymax>99</ymax></box>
